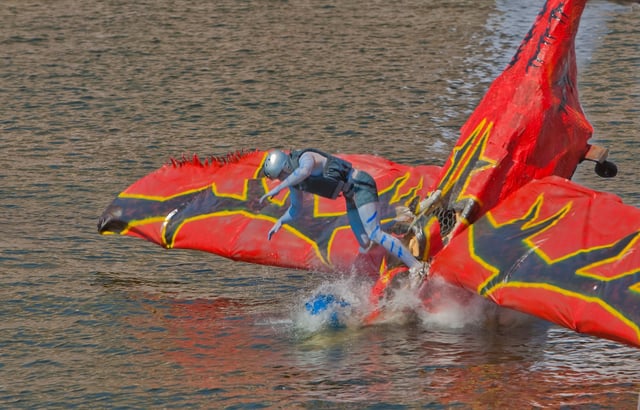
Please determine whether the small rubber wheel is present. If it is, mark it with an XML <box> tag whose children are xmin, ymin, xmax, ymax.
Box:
<box><xmin>595</xmin><ymin>160</ymin><xmax>618</xmax><ymax>178</ymax></box>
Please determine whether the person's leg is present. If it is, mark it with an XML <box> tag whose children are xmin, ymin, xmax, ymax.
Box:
<box><xmin>356</xmin><ymin>201</ymin><xmax>422</xmax><ymax>270</ymax></box>
<box><xmin>346</xmin><ymin>198</ymin><xmax>371</xmax><ymax>250</ymax></box>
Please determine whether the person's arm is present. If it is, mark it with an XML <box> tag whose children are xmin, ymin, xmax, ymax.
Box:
<box><xmin>260</xmin><ymin>153</ymin><xmax>314</xmax><ymax>202</ymax></box>
<box><xmin>267</xmin><ymin>188</ymin><xmax>303</xmax><ymax>240</ymax></box>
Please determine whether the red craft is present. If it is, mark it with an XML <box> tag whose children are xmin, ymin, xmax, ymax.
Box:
<box><xmin>99</xmin><ymin>0</ymin><xmax>639</xmax><ymax>348</ymax></box>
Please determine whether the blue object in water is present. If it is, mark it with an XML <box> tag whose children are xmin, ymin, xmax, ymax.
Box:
<box><xmin>305</xmin><ymin>293</ymin><xmax>350</xmax><ymax>328</ymax></box>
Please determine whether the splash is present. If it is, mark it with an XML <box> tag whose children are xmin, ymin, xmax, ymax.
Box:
<box><xmin>416</xmin><ymin>277</ymin><xmax>496</xmax><ymax>329</ymax></box>
<box><xmin>291</xmin><ymin>275</ymin><xmax>373</xmax><ymax>334</ymax></box>
<box><xmin>290</xmin><ymin>274</ymin><xmax>530</xmax><ymax>336</ymax></box>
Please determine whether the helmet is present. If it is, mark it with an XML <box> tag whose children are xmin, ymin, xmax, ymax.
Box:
<box><xmin>263</xmin><ymin>150</ymin><xmax>293</xmax><ymax>179</ymax></box>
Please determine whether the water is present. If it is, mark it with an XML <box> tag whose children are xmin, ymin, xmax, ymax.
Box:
<box><xmin>1</xmin><ymin>0</ymin><xmax>639</xmax><ymax>408</ymax></box>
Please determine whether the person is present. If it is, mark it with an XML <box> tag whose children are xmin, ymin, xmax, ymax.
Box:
<box><xmin>259</xmin><ymin>148</ymin><xmax>426</xmax><ymax>278</ymax></box>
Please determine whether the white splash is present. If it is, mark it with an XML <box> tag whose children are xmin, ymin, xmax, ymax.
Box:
<box><xmin>290</xmin><ymin>274</ymin><xmax>533</xmax><ymax>335</ymax></box>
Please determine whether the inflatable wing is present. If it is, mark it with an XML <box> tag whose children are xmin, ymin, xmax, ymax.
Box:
<box><xmin>403</xmin><ymin>0</ymin><xmax>639</xmax><ymax>347</ymax></box>
<box><xmin>416</xmin><ymin>0</ymin><xmax>606</xmax><ymax>244</ymax></box>
<box><xmin>98</xmin><ymin>150</ymin><xmax>441</xmax><ymax>275</ymax></box>
<box><xmin>430</xmin><ymin>177</ymin><xmax>640</xmax><ymax>347</ymax></box>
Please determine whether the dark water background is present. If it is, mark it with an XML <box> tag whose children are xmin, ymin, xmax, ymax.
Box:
<box><xmin>1</xmin><ymin>0</ymin><xmax>639</xmax><ymax>408</ymax></box>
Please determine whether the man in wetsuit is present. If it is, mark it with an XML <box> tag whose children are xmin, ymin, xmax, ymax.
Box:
<box><xmin>259</xmin><ymin>149</ymin><xmax>425</xmax><ymax>277</ymax></box>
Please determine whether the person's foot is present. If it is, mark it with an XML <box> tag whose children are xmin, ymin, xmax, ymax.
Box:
<box><xmin>408</xmin><ymin>263</ymin><xmax>429</xmax><ymax>288</ymax></box>
<box><xmin>358</xmin><ymin>241</ymin><xmax>374</xmax><ymax>254</ymax></box>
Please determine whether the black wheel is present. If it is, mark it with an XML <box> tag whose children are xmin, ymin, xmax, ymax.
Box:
<box><xmin>595</xmin><ymin>160</ymin><xmax>617</xmax><ymax>178</ymax></box>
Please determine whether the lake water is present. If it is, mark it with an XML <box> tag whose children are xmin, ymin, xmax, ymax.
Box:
<box><xmin>1</xmin><ymin>0</ymin><xmax>639</xmax><ymax>408</ymax></box>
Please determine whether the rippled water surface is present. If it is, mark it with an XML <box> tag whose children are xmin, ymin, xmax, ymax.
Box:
<box><xmin>1</xmin><ymin>0</ymin><xmax>639</xmax><ymax>408</ymax></box>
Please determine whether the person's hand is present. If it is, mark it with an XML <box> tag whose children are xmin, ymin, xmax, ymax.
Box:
<box><xmin>267</xmin><ymin>220</ymin><xmax>282</xmax><ymax>240</ymax></box>
<box><xmin>259</xmin><ymin>189</ymin><xmax>277</xmax><ymax>204</ymax></box>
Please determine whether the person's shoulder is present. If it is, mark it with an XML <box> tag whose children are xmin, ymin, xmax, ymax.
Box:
<box><xmin>299</xmin><ymin>150</ymin><xmax>318</xmax><ymax>160</ymax></box>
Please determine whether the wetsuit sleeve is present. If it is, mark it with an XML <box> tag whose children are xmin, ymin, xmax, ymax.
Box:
<box><xmin>267</xmin><ymin>187</ymin><xmax>303</xmax><ymax>240</ymax></box>
<box><xmin>278</xmin><ymin>188</ymin><xmax>303</xmax><ymax>223</ymax></box>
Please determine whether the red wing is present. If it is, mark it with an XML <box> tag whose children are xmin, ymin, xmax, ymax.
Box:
<box><xmin>98</xmin><ymin>150</ymin><xmax>441</xmax><ymax>275</ymax></box>
<box><xmin>430</xmin><ymin>176</ymin><xmax>640</xmax><ymax>347</ymax></box>
<box><xmin>431</xmin><ymin>0</ymin><xmax>592</xmax><ymax>225</ymax></box>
